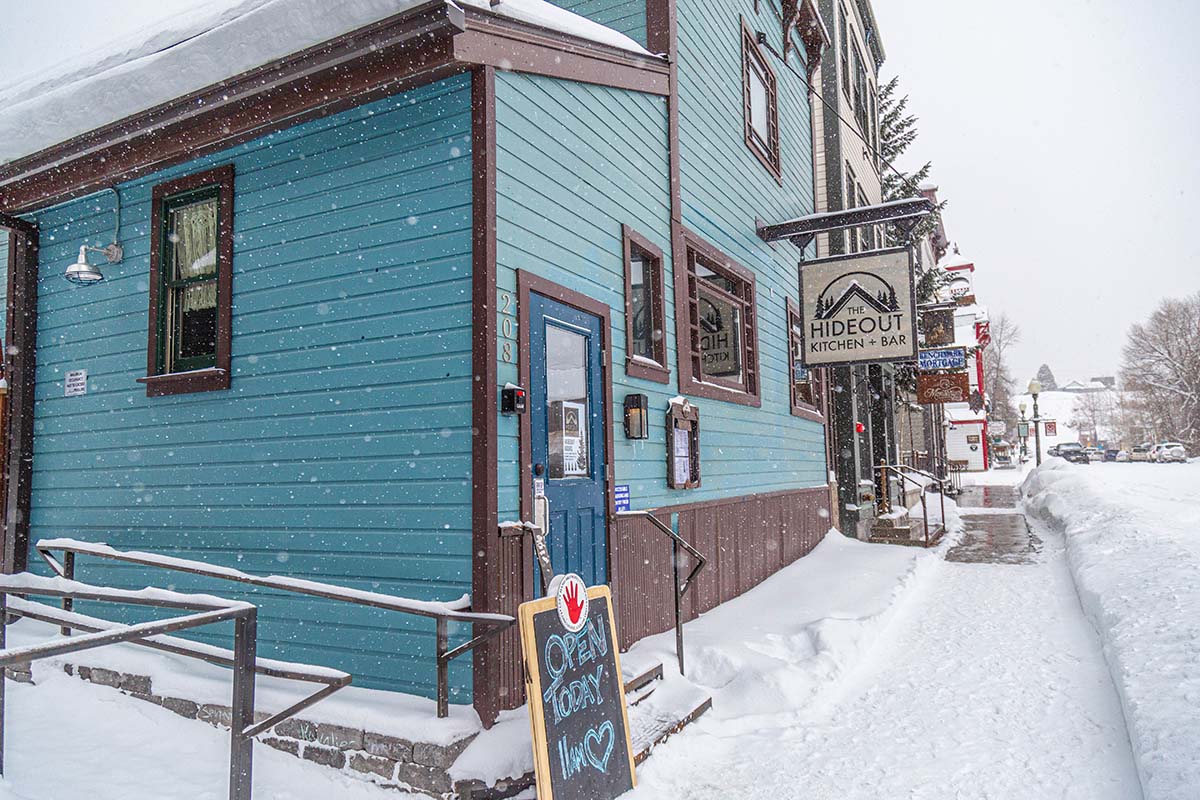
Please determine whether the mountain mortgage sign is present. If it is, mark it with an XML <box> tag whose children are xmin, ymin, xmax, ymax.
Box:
<box><xmin>799</xmin><ymin>248</ymin><xmax>918</xmax><ymax>367</ymax></box>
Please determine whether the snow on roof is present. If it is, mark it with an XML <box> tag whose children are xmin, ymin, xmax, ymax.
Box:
<box><xmin>0</xmin><ymin>0</ymin><xmax>651</xmax><ymax>166</ymax></box>
<box><xmin>938</xmin><ymin>250</ymin><xmax>974</xmax><ymax>271</ymax></box>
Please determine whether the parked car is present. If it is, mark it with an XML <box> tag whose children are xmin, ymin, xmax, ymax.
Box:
<box><xmin>1056</xmin><ymin>442</ymin><xmax>1090</xmax><ymax>464</ymax></box>
<box><xmin>1130</xmin><ymin>444</ymin><xmax>1152</xmax><ymax>462</ymax></box>
<box><xmin>1047</xmin><ymin>444</ymin><xmax>1061</xmax><ymax>458</ymax></box>
<box><xmin>1085</xmin><ymin>447</ymin><xmax>1103</xmax><ymax>462</ymax></box>
<box><xmin>1103</xmin><ymin>449</ymin><xmax>1120</xmax><ymax>462</ymax></box>
<box><xmin>1155</xmin><ymin>442</ymin><xmax>1188</xmax><ymax>463</ymax></box>
<box><xmin>1115</xmin><ymin>450</ymin><xmax>1130</xmax><ymax>462</ymax></box>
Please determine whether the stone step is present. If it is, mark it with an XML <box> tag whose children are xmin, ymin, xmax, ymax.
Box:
<box><xmin>629</xmin><ymin>677</ymin><xmax>712</xmax><ymax>764</ymax></box>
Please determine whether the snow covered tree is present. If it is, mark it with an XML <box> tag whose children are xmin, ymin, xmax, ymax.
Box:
<box><xmin>1070</xmin><ymin>390</ymin><xmax>1116</xmax><ymax>445</ymax></box>
<box><xmin>1120</xmin><ymin>291</ymin><xmax>1200</xmax><ymax>448</ymax></box>
<box><xmin>1035</xmin><ymin>364</ymin><xmax>1058</xmax><ymax>391</ymax></box>
<box><xmin>878</xmin><ymin>76</ymin><xmax>945</xmax><ymax>242</ymax></box>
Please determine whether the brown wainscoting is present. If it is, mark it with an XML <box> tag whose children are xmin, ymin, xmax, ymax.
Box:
<box><xmin>611</xmin><ymin>486</ymin><xmax>829</xmax><ymax>649</ymax></box>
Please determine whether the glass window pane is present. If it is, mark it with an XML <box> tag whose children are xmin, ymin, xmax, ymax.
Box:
<box><xmin>629</xmin><ymin>254</ymin><xmax>657</xmax><ymax>360</ymax></box>
<box><xmin>748</xmin><ymin>67</ymin><xmax>769</xmax><ymax>142</ymax></box>
<box><xmin>546</xmin><ymin>325</ymin><xmax>590</xmax><ymax>480</ymax></box>
<box><xmin>698</xmin><ymin>287</ymin><xmax>742</xmax><ymax>381</ymax></box>
<box><xmin>695</xmin><ymin>260</ymin><xmax>738</xmax><ymax>295</ymax></box>
<box><xmin>172</xmin><ymin>281</ymin><xmax>218</xmax><ymax>363</ymax></box>
<box><xmin>169</xmin><ymin>197</ymin><xmax>218</xmax><ymax>281</ymax></box>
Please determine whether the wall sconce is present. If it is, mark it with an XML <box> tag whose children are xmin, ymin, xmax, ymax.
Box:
<box><xmin>623</xmin><ymin>393</ymin><xmax>649</xmax><ymax>440</ymax></box>
<box><xmin>65</xmin><ymin>187</ymin><xmax>123</xmax><ymax>285</ymax></box>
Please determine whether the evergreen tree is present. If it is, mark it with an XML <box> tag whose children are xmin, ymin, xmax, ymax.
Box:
<box><xmin>1036</xmin><ymin>364</ymin><xmax>1058</xmax><ymax>391</ymax></box>
<box><xmin>878</xmin><ymin>76</ymin><xmax>946</xmax><ymax>242</ymax></box>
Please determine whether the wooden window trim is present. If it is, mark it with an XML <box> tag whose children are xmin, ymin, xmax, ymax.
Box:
<box><xmin>141</xmin><ymin>163</ymin><xmax>234</xmax><ymax>397</ymax></box>
<box><xmin>672</xmin><ymin>228</ymin><xmax>761</xmax><ymax>408</ymax></box>
<box><xmin>621</xmin><ymin>224</ymin><xmax>669</xmax><ymax>384</ymax></box>
<box><xmin>666</xmin><ymin>400</ymin><xmax>701</xmax><ymax>490</ymax></box>
<box><xmin>741</xmin><ymin>22</ymin><xmax>781</xmax><ymax>181</ymax></box>
<box><xmin>786</xmin><ymin>296</ymin><xmax>825</xmax><ymax>423</ymax></box>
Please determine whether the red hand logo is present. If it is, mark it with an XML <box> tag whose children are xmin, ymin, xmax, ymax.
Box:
<box><xmin>564</xmin><ymin>581</ymin><xmax>584</xmax><ymax>625</ymax></box>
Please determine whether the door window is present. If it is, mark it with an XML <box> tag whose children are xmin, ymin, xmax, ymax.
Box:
<box><xmin>545</xmin><ymin>325</ymin><xmax>591</xmax><ymax>480</ymax></box>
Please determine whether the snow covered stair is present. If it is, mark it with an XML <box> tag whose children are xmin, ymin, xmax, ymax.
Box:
<box><xmin>620</xmin><ymin>651</ymin><xmax>713</xmax><ymax>763</ymax></box>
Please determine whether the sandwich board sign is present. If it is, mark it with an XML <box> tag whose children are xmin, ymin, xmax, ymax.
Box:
<box><xmin>917</xmin><ymin>346</ymin><xmax>967</xmax><ymax>371</ymax></box>
<box><xmin>799</xmin><ymin>247</ymin><xmax>918</xmax><ymax>367</ymax></box>
<box><xmin>519</xmin><ymin>576</ymin><xmax>636</xmax><ymax>800</ymax></box>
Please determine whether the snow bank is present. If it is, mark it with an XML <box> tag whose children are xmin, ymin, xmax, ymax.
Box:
<box><xmin>1022</xmin><ymin>461</ymin><xmax>1200</xmax><ymax>800</ymax></box>
<box><xmin>0</xmin><ymin>0</ymin><xmax>652</xmax><ymax>166</ymax></box>
<box><xmin>623</xmin><ymin>530</ymin><xmax>953</xmax><ymax>733</ymax></box>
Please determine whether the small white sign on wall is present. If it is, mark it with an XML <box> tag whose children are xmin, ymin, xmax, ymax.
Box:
<box><xmin>64</xmin><ymin>369</ymin><xmax>88</xmax><ymax>397</ymax></box>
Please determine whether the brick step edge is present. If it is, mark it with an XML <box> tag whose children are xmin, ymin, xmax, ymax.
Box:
<box><xmin>43</xmin><ymin>662</ymin><xmax>494</xmax><ymax>798</ymax></box>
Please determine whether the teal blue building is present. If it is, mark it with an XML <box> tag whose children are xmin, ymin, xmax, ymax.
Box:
<box><xmin>0</xmin><ymin>0</ymin><xmax>831</xmax><ymax>724</ymax></box>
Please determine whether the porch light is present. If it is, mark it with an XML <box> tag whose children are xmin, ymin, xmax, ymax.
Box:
<box><xmin>64</xmin><ymin>187</ymin><xmax>123</xmax><ymax>285</ymax></box>
<box><xmin>623</xmin><ymin>393</ymin><xmax>649</xmax><ymax>440</ymax></box>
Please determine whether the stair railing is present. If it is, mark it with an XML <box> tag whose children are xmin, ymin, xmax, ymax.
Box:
<box><xmin>615</xmin><ymin>510</ymin><xmax>706</xmax><ymax>677</ymax></box>
<box><xmin>875</xmin><ymin>462</ymin><xmax>947</xmax><ymax>547</ymax></box>
<box><xmin>36</xmin><ymin>538</ymin><xmax>514</xmax><ymax>719</ymax></box>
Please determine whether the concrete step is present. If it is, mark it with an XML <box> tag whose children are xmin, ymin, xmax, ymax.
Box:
<box><xmin>629</xmin><ymin>676</ymin><xmax>712</xmax><ymax>764</ymax></box>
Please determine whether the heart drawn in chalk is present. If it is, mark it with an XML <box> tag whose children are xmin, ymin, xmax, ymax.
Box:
<box><xmin>584</xmin><ymin>721</ymin><xmax>615</xmax><ymax>772</ymax></box>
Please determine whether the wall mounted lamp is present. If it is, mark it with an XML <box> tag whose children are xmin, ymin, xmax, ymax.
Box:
<box><xmin>65</xmin><ymin>187</ymin><xmax>123</xmax><ymax>285</ymax></box>
<box><xmin>623</xmin><ymin>393</ymin><xmax>649</xmax><ymax>440</ymax></box>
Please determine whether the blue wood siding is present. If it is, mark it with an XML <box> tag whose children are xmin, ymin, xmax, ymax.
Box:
<box><xmin>548</xmin><ymin>0</ymin><xmax>647</xmax><ymax>47</ymax></box>
<box><xmin>671</xmin><ymin>0</ymin><xmax>827</xmax><ymax>492</ymax></box>
<box><xmin>493</xmin><ymin>72</ymin><xmax>672</xmax><ymax>526</ymax></box>
<box><xmin>27</xmin><ymin>74</ymin><xmax>476</xmax><ymax>701</ymax></box>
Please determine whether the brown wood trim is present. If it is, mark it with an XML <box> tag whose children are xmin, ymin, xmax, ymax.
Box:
<box><xmin>786</xmin><ymin>296</ymin><xmax>825</xmax><ymax>422</ymax></box>
<box><xmin>621</xmin><ymin>224</ymin><xmax>669</xmax><ymax>384</ymax></box>
<box><xmin>145</xmin><ymin>164</ymin><xmax>234</xmax><ymax>397</ymax></box>
<box><xmin>0</xmin><ymin>3</ymin><xmax>668</xmax><ymax>215</ymax></box>
<box><xmin>453</xmin><ymin>9</ymin><xmax>668</xmax><ymax>96</ymax></box>
<box><xmin>468</xmin><ymin>67</ymin><xmax>504</xmax><ymax>727</ymax></box>
<box><xmin>0</xmin><ymin>213</ymin><xmax>36</xmax><ymax>238</ymax></box>
<box><xmin>672</xmin><ymin>227</ymin><xmax>762</xmax><ymax>408</ymax></box>
<box><xmin>741</xmin><ymin>20</ymin><xmax>782</xmax><ymax>183</ymax></box>
<box><xmin>516</xmin><ymin>270</ymin><xmax>617</xmax><ymax>532</ymax></box>
<box><xmin>2</xmin><ymin>224</ymin><xmax>38</xmax><ymax>574</ymax></box>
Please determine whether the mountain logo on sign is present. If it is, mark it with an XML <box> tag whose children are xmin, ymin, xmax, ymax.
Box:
<box><xmin>814</xmin><ymin>271</ymin><xmax>900</xmax><ymax>320</ymax></box>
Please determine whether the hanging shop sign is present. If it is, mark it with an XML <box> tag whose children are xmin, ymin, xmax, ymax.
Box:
<box><xmin>916</xmin><ymin>346</ymin><xmax>967</xmax><ymax>371</ymax></box>
<box><xmin>921</xmin><ymin>308</ymin><xmax>956</xmax><ymax>347</ymax></box>
<box><xmin>1044</xmin><ymin>421</ymin><xmax>1058</xmax><ymax>436</ymax></box>
<box><xmin>1017</xmin><ymin>422</ymin><xmax>1030</xmax><ymax>438</ymax></box>
<box><xmin>799</xmin><ymin>247</ymin><xmax>917</xmax><ymax>367</ymax></box>
<box><xmin>519</xmin><ymin>583</ymin><xmax>636</xmax><ymax>800</ymax></box>
<box><xmin>916</xmin><ymin>371</ymin><xmax>970</xmax><ymax>404</ymax></box>
<box><xmin>990</xmin><ymin>420</ymin><xmax>1008</xmax><ymax>438</ymax></box>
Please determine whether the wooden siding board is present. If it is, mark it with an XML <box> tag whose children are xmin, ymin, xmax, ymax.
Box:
<box><xmin>25</xmin><ymin>74</ymin><xmax>476</xmax><ymax>701</ymax></box>
<box><xmin>548</xmin><ymin>0</ymin><xmax>648</xmax><ymax>46</ymax></box>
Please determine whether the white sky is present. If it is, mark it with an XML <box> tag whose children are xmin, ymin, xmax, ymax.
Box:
<box><xmin>874</xmin><ymin>0</ymin><xmax>1200</xmax><ymax>386</ymax></box>
<box><xmin>3</xmin><ymin>1</ymin><xmax>1198</xmax><ymax>387</ymax></box>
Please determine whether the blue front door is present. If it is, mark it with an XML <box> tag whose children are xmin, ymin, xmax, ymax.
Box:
<box><xmin>529</xmin><ymin>293</ymin><xmax>609</xmax><ymax>588</ymax></box>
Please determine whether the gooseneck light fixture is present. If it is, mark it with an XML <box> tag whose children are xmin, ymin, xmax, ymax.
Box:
<box><xmin>65</xmin><ymin>187</ymin><xmax>123</xmax><ymax>285</ymax></box>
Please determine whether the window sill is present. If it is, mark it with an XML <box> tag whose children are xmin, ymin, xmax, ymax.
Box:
<box><xmin>625</xmin><ymin>355</ymin><xmax>669</xmax><ymax>384</ymax></box>
<box><xmin>680</xmin><ymin>376</ymin><xmax>761</xmax><ymax>408</ymax></box>
<box><xmin>137</xmin><ymin>368</ymin><xmax>229</xmax><ymax>397</ymax></box>
<box><xmin>790</xmin><ymin>405</ymin><xmax>825</xmax><ymax>423</ymax></box>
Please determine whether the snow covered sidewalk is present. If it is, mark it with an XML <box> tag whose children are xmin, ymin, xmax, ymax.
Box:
<box><xmin>1023</xmin><ymin>460</ymin><xmax>1200</xmax><ymax>800</ymax></box>
<box><xmin>629</xmin><ymin>470</ymin><xmax>1142</xmax><ymax>799</ymax></box>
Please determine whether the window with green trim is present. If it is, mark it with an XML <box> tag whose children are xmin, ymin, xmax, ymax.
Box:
<box><xmin>141</xmin><ymin>164</ymin><xmax>234</xmax><ymax>397</ymax></box>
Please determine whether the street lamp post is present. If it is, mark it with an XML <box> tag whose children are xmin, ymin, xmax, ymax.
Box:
<box><xmin>1028</xmin><ymin>380</ymin><xmax>1043</xmax><ymax>466</ymax></box>
<box><xmin>1018</xmin><ymin>402</ymin><xmax>1028</xmax><ymax>460</ymax></box>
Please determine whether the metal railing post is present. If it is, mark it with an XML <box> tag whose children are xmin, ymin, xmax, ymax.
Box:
<box><xmin>436</xmin><ymin>618</ymin><xmax>449</xmax><ymax>719</ymax></box>
<box><xmin>672</xmin><ymin>537</ymin><xmax>684</xmax><ymax>677</ymax></box>
<box><xmin>60</xmin><ymin>551</ymin><xmax>75</xmax><ymax>636</ymax></box>
<box><xmin>229</xmin><ymin>610</ymin><xmax>257</xmax><ymax>800</ymax></box>
<box><xmin>921</xmin><ymin>493</ymin><xmax>929</xmax><ymax>547</ymax></box>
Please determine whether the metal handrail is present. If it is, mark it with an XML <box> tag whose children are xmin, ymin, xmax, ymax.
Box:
<box><xmin>0</xmin><ymin>573</ymin><xmax>283</xmax><ymax>800</ymax></box>
<box><xmin>616</xmin><ymin>510</ymin><xmax>706</xmax><ymax>677</ymax></box>
<box><xmin>875</xmin><ymin>463</ymin><xmax>946</xmax><ymax>548</ymax></box>
<box><xmin>36</xmin><ymin>538</ymin><xmax>514</xmax><ymax>718</ymax></box>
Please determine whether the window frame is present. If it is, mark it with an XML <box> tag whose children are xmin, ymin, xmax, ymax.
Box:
<box><xmin>622</xmin><ymin>224</ymin><xmax>669</xmax><ymax>384</ymax></box>
<box><xmin>787</xmin><ymin>297</ymin><xmax>825</xmax><ymax>422</ymax></box>
<box><xmin>839</xmin><ymin>4</ymin><xmax>851</xmax><ymax>100</ymax></box>
<box><xmin>141</xmin><ymin>164</ymin><xmax>234</xmax><ymax>397</ymax></box>
<box><xmin>741</xmin><ymin>22</ymin><xmax>782</xmax><ymax>180</ymax></box>
<box><xmin>673</xmin><ymin>228</ymin><xmax>761</xmax><ymax>407</ymax></box>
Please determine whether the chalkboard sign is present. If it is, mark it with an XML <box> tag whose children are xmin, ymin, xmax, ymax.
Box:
<box><xmin>519</xmin><ymin>585</ymin><xmax>636</xmax><ymax>800</ymax></box>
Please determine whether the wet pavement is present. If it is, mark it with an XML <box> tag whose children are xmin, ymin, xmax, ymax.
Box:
<box><xmin>947</xmin><ymin>486</ymin><xmax>1042</xmax><ymax>565</ymax></box>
